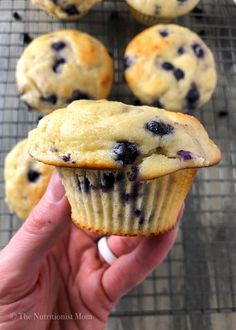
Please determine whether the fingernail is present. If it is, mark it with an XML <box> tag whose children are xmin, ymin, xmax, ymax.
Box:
<box><xmin>46</xmin><ymin>171</ymin><xmax>65</xmax><ymax>202</ymax></box>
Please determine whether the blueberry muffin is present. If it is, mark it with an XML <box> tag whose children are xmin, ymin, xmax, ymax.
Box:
<box><xmin>28</xmin><ymin>100</ymin><xmax>221</xmax><ymax>236</ymax></box>
<box><xmin>125</xmin><ymin>0</ymin><xmax>200</xmax><ymax>25</ymax></box>
<box><xmin>31</xmin><ymin>0</ymin><xmax>101</xmax><ymax>20</ymax></box>
<box><xmin>4</xmin><ymin>139</ymin><xmax>54</xmax><ymax>220</ymax></box>
<box><xmin>124</xmin><ymin>24</ymin><xmax>217</xmax><ymax>113</ymax></box>
<box><xmin>16</xmin><ymin>30</ymin><xmax>114</xmax><ymax>114</ymax></box>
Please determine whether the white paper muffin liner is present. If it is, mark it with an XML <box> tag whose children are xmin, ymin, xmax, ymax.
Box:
<box><xmin>59</xmin><ymin>167</ymin><xmax>197</xmax><ymax>236</ymax></box>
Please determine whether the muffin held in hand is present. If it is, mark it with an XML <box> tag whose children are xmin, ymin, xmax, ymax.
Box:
<box><xmin>125</xmin><ymin>0</ymin><xmax>200</xmax><ymax>25</ymax></box>
<box><xmin>4</xmin><ymin>139</ymin><xmax>54</xmax><ymax>220</ymax></box>
<box><xmin>28</xmin><ymin>100</ymin><xmax>221</xmax><ymax>236</ymax></box>
<box><xmin>16</xmin><ymin>30</ymin><xmax>114</xmax><ymax>114</ymax></box>
<box><xmin>31</xmin><ymin>0</ymin><xmax>101</xmax><ymax>20</ymax></box>
<box><xmin>124</xmin><ymin>24</ymin><xmax>217</xmax><ymax>113</ymax></box>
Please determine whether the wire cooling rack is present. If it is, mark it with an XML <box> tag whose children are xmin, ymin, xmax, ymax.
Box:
<box><xmin>0</xmin><ymin>0</ymin><xmax>236</xmax><ymax>321</ymax></box>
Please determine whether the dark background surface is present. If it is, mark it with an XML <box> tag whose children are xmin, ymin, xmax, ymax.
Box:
<box><xmin>0</xmin><ymin>1</ymin><xmax>236</xmax><ymax>329</ymax></box>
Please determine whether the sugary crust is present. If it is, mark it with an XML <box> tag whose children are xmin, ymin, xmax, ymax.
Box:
<box><xmin>124</xmin><ymin>24</ymin><xmax>217</xmax><ymax>112</ymax></box>
<box><xmin>31</xmin><ymin>0</ymin><xmax>101</xmax><ymax>20</ymax></box>
<box><xmin>4</xmin><ymin>139</ymin><xmax>54</xmax><ymax>220</ymax></box>
<box><xmin>126</xmin><ymin>0</ymin><xmax>200</xmax><ymax>19</ymax></box>
<box><xmin>28</xmin><ymin>100</ymin><xmax>221</xmax><ymax>180</ymax></box>
<box><xmin>16</xmin><ymin>30</ymin><xmax>114</xmax><ymax>114</ymax></box>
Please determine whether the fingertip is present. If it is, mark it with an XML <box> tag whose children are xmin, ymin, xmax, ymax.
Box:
<box><xmin>46</xmin><ymin>170</ymin><xmax>65</xmax><ymax>202</ymax></box>
<box><xmin>102</xmin><ymin>227</ymin><xmax>178</xmax><ymax>302</ymax></box>
<box><xmin>23</xmin><ymin>171</ymin><xmax>70</xmax><ymax>234</ymax></box>
<box><xmin>28</xmin><ymin>187</ymin><xmax>70</xmax><ymax>224</ymax></box>
<box><xmin>107</xmin><ymin>235</ymin><xmax>143</xmax><ymax>259</ymax></box>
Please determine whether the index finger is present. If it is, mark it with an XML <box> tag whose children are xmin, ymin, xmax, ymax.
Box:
<box><xmin>102</xmin><ymin>227</ymin><xmax>178</xmax><ymax>303</ymax></box>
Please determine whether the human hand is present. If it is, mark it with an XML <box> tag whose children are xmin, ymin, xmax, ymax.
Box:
<box><xmin>0</xmin><ymin>172</ymin><xmax>183</xmax><ymax>330</ymax></box>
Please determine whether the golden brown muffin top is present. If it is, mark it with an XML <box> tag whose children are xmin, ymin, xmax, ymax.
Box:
<box><xmin>28</xmin><ymin>100</ymin><xmax>221</xmax><ymax>180</ymax></box>
<box><xmin>124</xmin><ymin>24</ymin><xmax>217</xmax><ymax>112</ymax></box>
<box><xmin>16</xmin><ymin>29</ymin><xmax>114</xmax><ymax>114</ymax></box>
<box><xmin>4</xmin><ymin>139</ymin><xmax>54</xmax><ymax>220</ymax></box>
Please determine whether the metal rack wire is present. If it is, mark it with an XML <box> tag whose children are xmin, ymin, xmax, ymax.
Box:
<box><xmin>0</xmin><ymin>0</ymin><xmax>236</xmax><ymax>320</ymax></box>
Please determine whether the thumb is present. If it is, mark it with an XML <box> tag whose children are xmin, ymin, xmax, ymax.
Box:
<box><xmin>1</xmin><ymin>171</ymin><xmax>71</xmax><ymax>276</ymax></box>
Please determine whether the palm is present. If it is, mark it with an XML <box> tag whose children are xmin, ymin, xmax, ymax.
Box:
<box><xmin>49</xmin><ymin>225</ymin><xmax>111</xmax><ymax>329</ymax></box>
<box><xmin>24</xmin><ymin>225</ymin><xmax>111</xmax><ymax>330</ymax></box>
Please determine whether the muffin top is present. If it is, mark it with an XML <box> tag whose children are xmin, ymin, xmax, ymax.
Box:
<box><xmin>28</xmin><ymin>100</ymin><xmax>221</xmax><ymax>180</ymax></box>
<box><xmin>126</xmin><ymin>0</ymin><xmax>200</xmax><ymax>19</ymax></box>
<box><xmin>4</xmin><ymin>139</ymin><xmax>54</xmax><ymax>220</ymax></box>
<box><xmin>16</xmin><ymin>29</ymin><xmax>114</xmax><ymax>114</ymax></box>
<box><xmin>124</xmin><ymin>24</ymin><xmax>217</xmax><ymax>112</ymax></box>
<box><xmin>31</xmin><ymin>0</ymin><xmax>101</xmax><ymax>20</ymax></box>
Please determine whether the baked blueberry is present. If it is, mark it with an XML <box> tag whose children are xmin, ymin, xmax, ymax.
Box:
<box><xmin>63</xmin><ymin>5</ymin><xmax>80</xmax><ymax>16</ymax></box>
<box><xmin>192</xmin><ymin>43</ymin><xmax>204</xmax><ymax>58</ymax></box>
<box><xmin>134</xmin><ymin>209</ymin><xmax>145</xmax><ymax>225</ymax></box>
<box><xmin>186</xmin><ymin>84</ymin><xmax>200</xmax><ymax>109</ymax></box>
<box><xmin>177</xmin><ymin>150</ymin><xmax>192</xmax><ymax>160</ymax></box>
<box><xmin>134</xmin><ymin>209</ymin><xmax>141</xmax><ymax>216</ymax></box>
<box><xmin>174</xmin><ymin>68</ymin><xmax>185</xmax><ymax>81</ymax></box>
<box><xmin>129</xmin><ymin>182</ymin><xmax>139</xmax><ymax>201</ymax></box>
<box><xmin>50</xmin><ymin>146</ymin><xmax>59</xmax><ymax>152</ymax></box>
<box><xmin>101</xmin><ymin>173</ymin><xmax>115</xmax><ymax>192</ymax></box>
<box><xmin>218</xmin><ymin>111</ymin><xmax>228</xmax><ymax>118</ymax></box>
<box><xmin>27</xmin><ymin>169</ymin><xmax>41</xmax><ymax>182</ymax></box>
<box><xmin>116</xmin><ymin>172</ymin><xmax>125</xmax><ymax>182</ymax></box>
<box><xmin>178</xmin><ymin>47</ymin><xmax>185</xmax><ymax>55</ymax></box>
<box><xmin>159</xmin><ymin>30</ymin><xmax>169</xmax><ymax>37</ymax></box>
<box><xmin>113</xmin><ymin>141</ymin><xmax>139</xmax><ymax>165</ymax></box>
<box><xmin>22</xmin><ymin>33</ymin><xmax>32</xmax><ymax>45</ymax></box>
<box><xmin>41</xmin><ymin>94</ymin><xmax>57</xmax><ymax>105</ymax></box>
<box><xmin>51</xmin><ymin>41</ymin><xmax>66</xmax><ymax>52</ymax></box>
<box><xmin>124</xmin><ymin>56</ymin><xmax>133</xmax><ymax>70</ymax></box>
<box><xmin>83</xmin><ymin>177</ymin><xmax>91</xmax><ymax>193</ymax></box>
<box><xmin>52</xmin><ymin>58</ymin><xmax>66</xmax><ymax>73</ymax></box>
<box><xmin>162</xmin><ymin>62</ymin><xmax>174</xmax><ymax>71</ymax></box>
<box><xmin>145</xmin><ymin>120</ymin><xmax>174</xmax><ymax>137</ymax></box>
<box><xmin>122</xmin><ymin>193</ymin><xmax>130</xmax><ymax>202</ymax></box>
<box><xmin>139</xmin><ymin>217</ymin><xmax>145</xmax><ymax>225</ymax></box>
<box><xmin>128</xmin><ymin>165</ymin><xmax>139</xmax><ymax>181</ymax></box>
<box><xmin>62</xmin><ymin>153</ymin><xmax>71</xmax><ymax>162</ymax></box>
<box><xmin>13</xmin><ymin>12</ymin><xmax>22</xmax><ymax>20</ymax></box>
